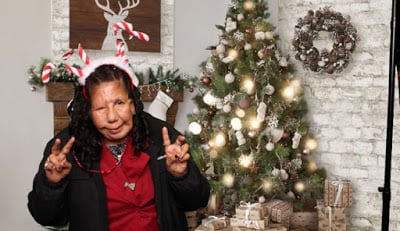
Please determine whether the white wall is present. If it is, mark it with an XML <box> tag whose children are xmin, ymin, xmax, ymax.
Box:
<box><xmin>0</xmin><ymin>1</ymin><xmax>53</xmax><ymax>230</ymax></box>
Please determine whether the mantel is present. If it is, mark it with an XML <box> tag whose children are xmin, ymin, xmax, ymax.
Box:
<box><xmin>46</xmin><ymin>82</ymin><xmax>184</xmax><ymax>134</ymax></box>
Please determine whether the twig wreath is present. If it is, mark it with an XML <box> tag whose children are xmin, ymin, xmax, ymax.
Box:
<box><xmin>292</xmin><ymin>7</ymin><xmax>358</xmax><ymax>74</ymax></box>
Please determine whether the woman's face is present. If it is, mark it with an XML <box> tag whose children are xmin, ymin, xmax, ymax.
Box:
<box><xmin>90</xmin><ymin>80</ymin><xmax>135</xmax><ymax>146</ymax></box>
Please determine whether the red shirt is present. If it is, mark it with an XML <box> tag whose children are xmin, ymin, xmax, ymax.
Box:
<box><xmin>100</xmin><ymin>138</ymin><xmax>159</xmax><ymax>231</ymax></box>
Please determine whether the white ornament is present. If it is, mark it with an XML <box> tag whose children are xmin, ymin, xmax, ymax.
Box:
<box><xmin>223</xmin><ymin>104</ymin><xmax>232</xmax><ymax>113</ymax></box>
<box><xmin>244</xmin><ymin>43</ymin><xmax>252</xmax><ymax>50</ymax></box>
<box><xmin>272</xmin><ymin>167</ymin><xmax>280</xmax><ymax>177</ymax></box>
<box><xmin>188</xmin><ymin>122</ymin><xmax>202</xmax><ymax>135</ymax></box>
<box><xmin>292</xmin><ymin>132</ymin><xmax>302</xmax><ymax>149</ymax></box>
<box><xmin>235</xmin><ymin>131</ymin><xmax>246</xmax><ymax>146</ymax></box>
<box><xmin>231</xmin><ymin>117</ymin><xmax>242</xmax><ymax>131</ymax></box>
<box><xmin>222</xmin><ymin>56</ymin><xmax>234</xmax><ymax>63</ymax></box>
<box><xmin>256</xmin><ymin>102</ymin><xmax>267</xmax><ymax>122</ymax></box>
<box><xmin>225</xmin><ymin>17</ymin><xmax>237</xmax><ymax>32</ymax></box>
<box><xmin>255</xmin><ymin>31</ymin><xmax>265</xmax><ymax>40</ymax></box>
<box><xmin>225</xmin><ymin>72</ymin><xmax>235</xmax><ymax>83</ymax></box>
<box><xmin>216</xmin><ymin>44</ymin><xmax>226</xmax><ymax>54</ymax></box>
<box><xmin>258</xmin><ymin>195</ymin><xmax>266</xmax><ymax>203</ymax></box>
<box><xmin>279</xmin><ymin>57</ymin><xmax>288</xmax><ymax>67</ymax></box>
<box><xmin>266</xmin><ymin>127</ymin><xmax>284</xmax><ymax>143</ymax></box>
<box><xmin>265</xmin><ymin>84</ymin><xmax>275</xmax><ymax>95</ymax></box>
<box><xmin>237</xmin><ymin>13</ymin><xmax>244</xmax><ymax>21</ymax></box>
<box><xmin>280</xmin><ymin>169</ymin><xmax>289</xmax><ymax>180</ymax></box>
<box><xmin>265</xmin><ymin>31</ymin><xmax>274</xmax><ymax>40</ymax></box>
<box><xmin>287</xmin><ymin>191</ymin><xmax>296</xmax><ymax>199</ymax></box>
<box><xmin>265</xmin><ymin>142</ymin><xmax>275</xmax><ymax>151</ymax></box>
<box><xmin>203</xmin><ymin>91</ymin><xmax>217</xmax><ymax>106</ymax></box>
<box><xmin>257</xmin><ymin>49</ymin><xmax>265</xmax><ymax>59</ymax></box>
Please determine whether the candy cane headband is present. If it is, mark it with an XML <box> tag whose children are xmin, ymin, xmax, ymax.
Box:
<box><xmin>42</xmin><ymin>21</ymin><xmax>150</xmax><ymax>88</ymax></box>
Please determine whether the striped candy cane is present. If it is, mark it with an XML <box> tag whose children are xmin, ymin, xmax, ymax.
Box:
<box><xmin>62</xmin><ymin>49</ymin><xmax>74</xmax><ymax>60</ymax></box>
<box><xmin>116</xmin><ymin>39</ymin><xmax>125</xmax><ymax>58</ymax></box>
<box><xmin>113</xmin><ymin>21</ymin><xmax>150</xmax><ymax>42</ymax></box>
<box><xmin>41</xmin><ymin>63</ymin><xmax>57</xmax><ymax>83</ymax></box>
<box><xmin>64</xmin><ymin>64</ymin><xmax>84</xmax><ymax>78</ymax></box>
<box><xmin>77</xmin><ymin>43</ymin><xmax>90</xmax><ymax>65</ymax></box>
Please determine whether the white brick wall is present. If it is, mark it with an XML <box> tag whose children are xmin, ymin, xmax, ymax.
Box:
<box><xmin>279</xmin><ymin>1</ymin><xmax>398</xmax><ymax>230</ymax></box>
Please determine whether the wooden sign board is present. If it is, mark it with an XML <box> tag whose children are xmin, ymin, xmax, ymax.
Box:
<box><xmin>70</xmin><ymin>0</ymin><xmax>160</xmax><ymax>52</ymax></box>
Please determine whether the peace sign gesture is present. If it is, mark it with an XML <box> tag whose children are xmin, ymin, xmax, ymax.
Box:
<box><xmin>44</xmin><ymin>137</ymin><xmax>75</xmax><ymax>183</ymax></box>
<box><xmin>162</xmin><ymin>127</ymin><xmax>190</xmax><ymax>177</ymax></box>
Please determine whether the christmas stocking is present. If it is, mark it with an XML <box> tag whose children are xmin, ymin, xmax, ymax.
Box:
<box><xmin>146</xmin><ymin>90</ymin><xmax>174</xmax><ymax>121</ymax></box>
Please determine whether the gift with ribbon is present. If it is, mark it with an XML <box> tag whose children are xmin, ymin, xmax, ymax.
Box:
<box><xmin>317</xmin><ymin>204</ymin><xmax>346</xmax><ymax>231</ymax></box>
<box><xmin>324</xmin><ymin>178</ymin><xmax>353</xmax><ymax>208</ymax></box>
<box><xmin>235</xmin><ymin>201</ymin><xmax>266</xmax><ymax>220</ymax></box>
<box><xmin>199</xmin><ymin>216</ymin><xmax>229</xmax><ymax>230</ymax></box>
<box><xmin>265</xmin><ymin>199</ymin><xmax>293</xmax><ymax>228</ymax></box>
<box><xmin>230</xmin><ymin>217</ymin><xmax>268</xmax><ymax>229</ymax></box>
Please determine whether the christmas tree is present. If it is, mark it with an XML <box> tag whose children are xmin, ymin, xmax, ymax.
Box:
<box><xmin>186</xmin><ymin>0</ymin><xmax>326</xmax><ymax>213</ymax></box>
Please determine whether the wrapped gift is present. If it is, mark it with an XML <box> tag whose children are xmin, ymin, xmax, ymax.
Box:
<box><xmin>324</xmin><ymin>178</ymin><xmax>352</xmax><ymax>208</ymax></box>
<box><xmin>195</xmin><ymin>224</ymin><xmax>232</xmax><ymax>231</ymax></box>
<box><xmin>289</xmin><ymin>211</ymin><xmax>318</xmax><ymax>231</ymax></box>
<box><xmin>200</xmin><ymin>216</ymin><xmax>229</xmax><ymax>230</ymax></box>
<box><xmin>265</xmin><ymin>223</ymin><xmax>288</xmax><ymax>231</ymax></box>
<box><xmin>235</xmin><ymin>201</ymin><xmax>266</xmax><ymax>220</ymax></box>
<box><xmin>317</xmin><ymin>206</ymin><xmax>346</xmax><ymax>231</ymax></box>
<box><xmin>186</xmin><ymin>211</ymin><xmax>199</xmax><ymax>231</ymax></box>
<box><xmin>230</xmin><ymin>217</ymin><xmax>268</xmax><ymax>229</ymax></box>
<box><xmin>265</xmin><ymin>199</ymin><xmax>293</xmax><ymax>227</ymax></box>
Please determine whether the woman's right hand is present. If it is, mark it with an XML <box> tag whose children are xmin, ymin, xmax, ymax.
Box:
<box><xmin>44</xmin><ymin>137</ymin><xmax>75</xmax><ymax>183</ymax></box>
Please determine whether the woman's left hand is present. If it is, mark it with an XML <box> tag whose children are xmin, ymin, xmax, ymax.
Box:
<box><xmin>162</xmin><ymin>127</ymin><xmax>189</xmax><ymax>177</ymax></box>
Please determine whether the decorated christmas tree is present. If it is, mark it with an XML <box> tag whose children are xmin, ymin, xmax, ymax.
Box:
<box><xmin>186</xmin><ymin>0</ymin><xmax>326</xmax><ymax>214</ymax></box>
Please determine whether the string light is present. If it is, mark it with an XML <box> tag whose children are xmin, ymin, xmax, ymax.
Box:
<box><xmin>304</xmin><ymin>137</ymin><xmax>318</xmax><ymax>152</ymax></box>
<box><xmin>203</xmin><ymin>91</ymin><xmax>217</xmax><ymax>106</ymax></box>
<box><xmin>222</xmin><ymin>173</ymin><xmax>235</xmax><ymax>187</ymax></box>
<box><xmin>214</xmin><ymin>132</ymin><xmax>227</xmax><ymax>147</ymax></box>
<box><xmin>243</xmin><ymin>0</ymin><xmax>256</xmax><ymax>11</ymax></box>
<box><xmin>261</xmin><ymin>178</ymin><xmax>273</xmax><ymax>192</ymax></box>
<box><xmin>239</xmin><ymin>154</ymin><xmax>253</xmax><ymax>168</ymax></box>
<box><xmin>209</xmin><ymin>149</ymin><xmax>218</xmax><ymax>159</ymax></box>
<box><xmin>227</xmin><ymin>48</ymin><xmax>239</xmax><ymax>60</ymax></box>
<box><xmin>242</xmin><ymin>78</ymin><xmax>255</xmax><ymax>95</ymax></box>
<box><xmin>294</xmin><ymin>181</ymin><xmax>306</xmax><ymax>193</ymax></box>
<box><xmin>235</xmin><ymin>108</ymin><xmax>246</xmax><ymax>118</ymax></box>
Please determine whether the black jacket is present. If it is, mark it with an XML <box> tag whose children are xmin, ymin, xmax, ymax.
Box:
<box><xmin>28</xmin><ymin>113</ymin><xmax>210</xmax><ymax>231</ymax></box>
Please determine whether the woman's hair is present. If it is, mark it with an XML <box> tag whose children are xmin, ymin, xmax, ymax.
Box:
<box><xmin>69</xmin><ymin>64</ymin><xmax>148</xmax><ymax>167</ymax></box>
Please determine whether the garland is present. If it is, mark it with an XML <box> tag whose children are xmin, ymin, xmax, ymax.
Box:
<box><xmin>292</xmin><ymin>8</ymin><xmax>358</xmax><ymax>74</ymax></box>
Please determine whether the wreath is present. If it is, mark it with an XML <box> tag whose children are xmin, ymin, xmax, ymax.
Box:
<box><xmin>292</xmin><ymin>8</ymin><xmax>358</xmax><ymax>74</ymax></box>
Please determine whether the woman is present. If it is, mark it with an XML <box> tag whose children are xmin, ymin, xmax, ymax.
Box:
<box><xmin>27</xmin><ymin>61</ymin><xmax>210</xmax><ymax>231</ymax></box>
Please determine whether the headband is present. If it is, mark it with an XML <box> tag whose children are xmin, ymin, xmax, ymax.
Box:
<box><xmin>41</xmin><ymin>21</ymin><xmax>149</xmax><ymax>88</ymax></box>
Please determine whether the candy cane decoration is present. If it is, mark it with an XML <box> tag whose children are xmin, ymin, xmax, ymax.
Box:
<box><xmin>116</xmin><ymin>39</ymin><xmax>125</xmax><ymax>58</ymax></box>
<box><xmin>62</xmin><ymin>49</ymin><xmax>74</xmax><ymax>60</ymax></box>
<box><xmin>113</xmin><ymin>21</ymin><xmax>150</xmax><ymax>42</ymax></box>
<box><xmin>64</xmin><ymin>64</ymin><xmax>84</xmax><ymax>78</ymax></box>
<box><xmin>41</xmin><ymin>63</ymin><xmax>57</xmax><ymax>83</ymax></box>
<box><xmin>77</xmin><ymin>43</ymin><xmax>90</xmax><ymax>65</ymax></box>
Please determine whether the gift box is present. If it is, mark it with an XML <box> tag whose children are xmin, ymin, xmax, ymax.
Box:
<box><xmin>230</xmin><ymin>217</ymin><xmax>268</xmax><ymax>229</ymax></box>
<box><xmin>186</xmin><ymin>211</ymin><xmax>199</xmax><ymax>231</ymax></box>
<box><xmin>317</xmin><ymin>206</ymin><xmax>346</xmax><ymax>231</ymax></box>
<box><xmin>200</xmin><ymin>216</ymin><xmax>229</xmax><ymax>230</ymax></box>
<box><xmin>235</xmin><ymin>201</ymin><xmax>266</xmax><ymax>220</ymax></box>
<box><xmin>265</xmin><ymin>223</ymin><xmax>288</xmax><ymax>231</ymax></box>
<box><xmin>289</xmin><ymin>211</ymin><xmax>318</xmax><ymax>231</ymax></box>
<box><xmin>195</xmin><ymin>224</ymin><xmax>232</xmax><ymax>231</ymax></box>
<box><xmin>324</xmin><ymin>178</ymin><xmax>352</xmax><ymax>208</ymax></box>
<box><xmin>265</xmin><ymin>199</ymin><xmax>293</xmax><ymax>227</ymax></box>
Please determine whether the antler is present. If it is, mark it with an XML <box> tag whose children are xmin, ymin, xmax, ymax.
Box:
<box><xmin>94</xmin><ymin>0</ymin><xmax>117</xmax><ymax>15</ymax></box>
<box><xmin>118</xmin><ymin>0</ymin><xmax>140</xmax><ymax>15</ymax></box>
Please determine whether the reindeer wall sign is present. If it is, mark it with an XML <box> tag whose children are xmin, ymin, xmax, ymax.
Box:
<box><xmin>70</xmin><ymin>0</ymin><xmax>160</xmax><ymax>52</ymax></box>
